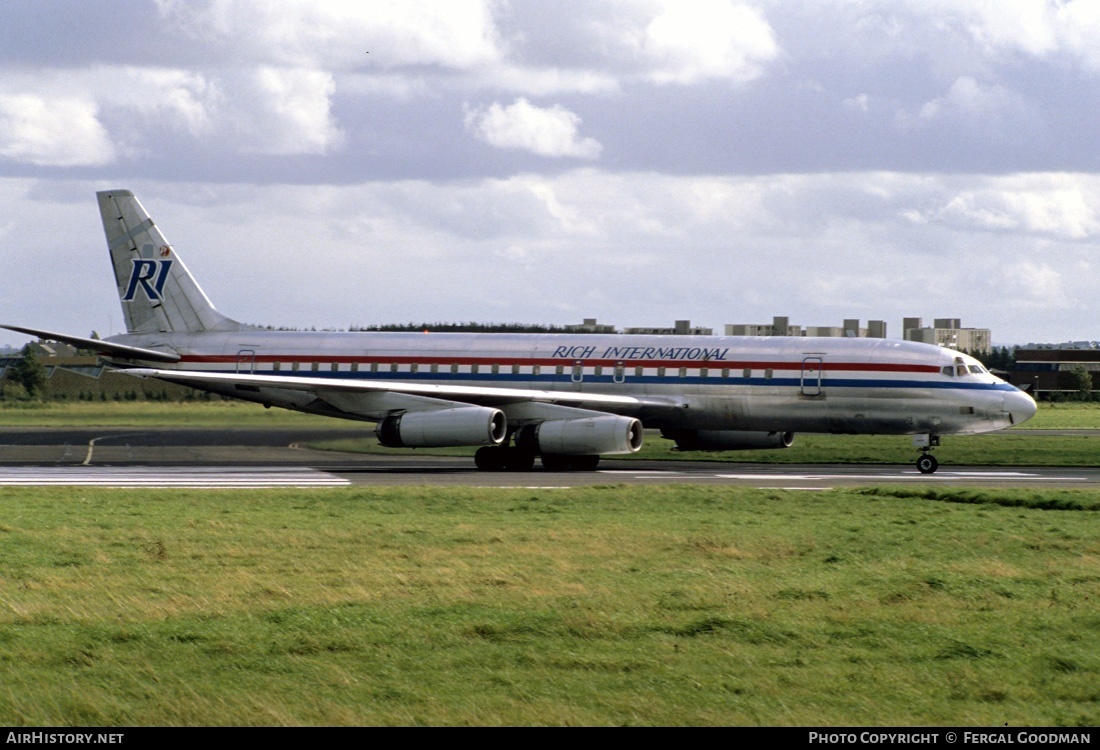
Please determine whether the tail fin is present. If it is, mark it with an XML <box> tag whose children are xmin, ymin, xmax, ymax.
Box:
<box><xmin>97</xmin><ymin>189</ymin><xmax>244</xmax><ymax>334</ymax></box>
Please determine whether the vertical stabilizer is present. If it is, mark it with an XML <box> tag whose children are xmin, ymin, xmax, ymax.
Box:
<box><xmin>97</xmin><ymin>189</ymin><xmax>244</xmax><ymax>334</ymax></box>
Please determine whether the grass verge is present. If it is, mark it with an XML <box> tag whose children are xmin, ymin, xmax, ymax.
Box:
<box><xmin>0</xmin><ymin>401</ymin><xmax>367</xmax><ymax>428</ymax></box>
<box><xmin>0</xmin><ymin>484</ymin><xmax>1096</xmax><ymax>726</ymax></box>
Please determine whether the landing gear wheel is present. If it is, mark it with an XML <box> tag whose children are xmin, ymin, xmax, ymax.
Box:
<box><xmin>475</xmin><ymin>447</ymin><xmax>537</xmax><ymax>471</ymax></box>
<box><xmin>540</xmin><ymin>454</ymin><xmax>601</xmax><ymax>471</ymax></box>
<box><xmin>571</xmin><ymin>455</ymin><xmax>600</xmax><ymax>471</ymax></box>
<box><xmin>475</xmin><ymin>446</ymin><xmax>507</xmax><ymax>471</ymax></box>
<box><xmin>540</xmin><ymin>454</ymin><xmax>570</xmax><ymax>471</ymax></box>
<box><xmin>916</xmin><ymin>454</ymin><xmax>939</xmax><ymax>474</ymax></box>
<box><xmin>504</xmin><ymin>449</ymin><xmax>536</xmax><ymax>471</ymax></box>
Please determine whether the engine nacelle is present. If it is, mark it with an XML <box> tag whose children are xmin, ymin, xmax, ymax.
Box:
<box><xmin>518</xmin><ymin>415</ymin><xmax>644</xmax><ymax>455</ymax></box>
<box><xmin>376</xmin><ymin>406</ymin><xmax>506</xmax><ymax>448</ymax></box>
<box><xmin>662</xmin><ymin>429</ymin><xmax>794</xmax><ymax>451</ymax></box>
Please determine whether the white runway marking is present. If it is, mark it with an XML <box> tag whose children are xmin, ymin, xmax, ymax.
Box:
<box><xmin>0</xmin><ymin>466</ymin><xmax>351</xmax><ymax>488</ymax></box>
<box><xmin>756</xmin><ymin>487</ymin><xmax>833</xmax><ymax>491</ymax></box>
<box><xmin>713</xmin><ymin>472</ymin><xmax>1085</xmax><ymax>482</ymax></box>
<box><xmin>600</xmin><ymin>470</ymin><xmax>686</xmax><ymax>475</ymax></box>
<box><xmin>599</xmin><ymin>469</ymin><xmax>1089</xmax><ymax>484</ymax></box>
<box><xmin>497</xmin><ymin>486</ymin><xmax>573</xmax><ymax>490</ymax></box>
<box><xmin>598</xmin><ymin>470</ymin><xmax>687</xmax><ymax>480</ymax></box>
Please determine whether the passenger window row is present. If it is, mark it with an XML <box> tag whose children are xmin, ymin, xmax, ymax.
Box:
<box><xmin>266</xmin><ymin>363</ymin><xmax>787</xmax><ymax>379</ymax></box>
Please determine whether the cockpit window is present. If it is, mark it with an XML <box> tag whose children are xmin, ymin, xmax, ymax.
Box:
<box><xmin>968</xmin><ymin>365</ymin><xmax>985</xmax><ymax>374</ymax></box>
<box><xmin>956</xmin><ymin>364</ymin><xmax>967</xmax><ymax>376</ymax></box>
<box><xmin>941</xmin><ymin>366</ymin><xmax>954</xmax><ymax>377</ymax></box>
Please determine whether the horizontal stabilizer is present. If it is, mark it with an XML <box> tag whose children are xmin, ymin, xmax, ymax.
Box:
<box><xmin>0</xmin><ymin>325</ymin><xmax>181</xmax><ymax>363</ymax></box>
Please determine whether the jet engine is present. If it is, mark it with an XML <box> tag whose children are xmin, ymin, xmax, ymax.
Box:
<box><xmin>662</xmin><ymin>429</ymin><xmax>794</xmax><ymax>451</ymax></box>
<box><xmin>376</xmin><ymin>406</ymin><xmax>507</xmax><ymax>448</ymax></box>
<box><xmin>518</xmin><ymin>415</ymin><xmax>644</xmax><ymax>455</ymax></box>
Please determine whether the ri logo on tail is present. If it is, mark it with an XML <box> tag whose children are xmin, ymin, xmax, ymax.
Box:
<box><xmin>122</xmin><ymin>256</ymin><xmax>173</xmax><ymax>302</ymax></box>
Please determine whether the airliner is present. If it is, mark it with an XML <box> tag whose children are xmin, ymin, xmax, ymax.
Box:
<box><xmin>3</xmin><ymin>189</ymin><xmax>1037</xmax><ymax>473</ymax></box>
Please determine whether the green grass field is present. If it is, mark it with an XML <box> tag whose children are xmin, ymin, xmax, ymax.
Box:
<box><xmin>0</xmin><ymin>484</ymin><xmax>1097</xmax><ymax>726</ymax></box>
<box><xmin>1026</xmin><ymin>402</ymin><xmax>1100</xmax><ymax>430</ymax></box>
<box><xmin>0</xmin><ymin>400</ymin><xmax>367</xmax><ymax>428</ymax></box>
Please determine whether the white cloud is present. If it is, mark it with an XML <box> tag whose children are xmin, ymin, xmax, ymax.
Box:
<box><xmin>640</xmin><ymin>0</ymin><xmax>781</xmax><ymax>85</ymax></box>
<box><xmin>464</xmin><ymin>98</ymin><xmax>602</xmax><ymax>159</ymax></box>
<box><xmin>995</xmin><ymin>260</ymin><xmax>1068</xmax><ymax>309</ymax></box>
<box><xmin>844</xmin><ymin>94</ymin><xmax>870</xmax><ymax>112</ymax></box>
<box><xmin>121</xmin><ymin>69</ymin><xmax>218</xmax><ymax>137</ymax></box>
<box><xmin>0</xmin><ymin>64</ymin><xmax>343</xmax><ymax>161</ymax></box>
<box><xmin>470</xmin><ymin>66</ymin><xmax>621</xmax><ymax>97</ymax></box>
<box><xmin>163</xmin><ymin>0</ymin><xmax>781</xmax><ymax>94</ymax></box>
<box><xmin>229</xmin><ymin>67</ymin><xmax>345</xmax><ymax>155</ymax></box>
<box><xmin>0</xmin><ymin>95</ymin><xmax>115</xmax><ymax>167</ymax></box>
<box><xmin>1054</xmin><ymin>1</ymin><xmax>1100</xmax><ymax>70</ymax></box>
<box><xmin>918</xmin><ymin>77</ymin><xmax>1022</xmax><ymax>122</ymax></box>
<box><xmin>895</xmin><ymin>76</ymin><xmax>1030</xmax><ymax>134</ymax></box>
<box><xmin>576</xmin><ymin>0</ymin><xmax>780</xmax><ymax>87</ymax></box>
<box><xmin>925</xmin><ymin>177</ymin><xmax>1100</xmax><ymax>240</ymax></box>
<box><xmin>156</xmin><ymin>0</ymin><xmax>504</xmax><ymax>71</ymax></box>
<box><xmin>950</xmin><ymin>0</ymin><xmax>1063</xmax><ymax>57</ymax></box>
<box><xmin>897</xmin><ymin>0</ymin><xmax>1100</xmax><ymax>69</ymax></box>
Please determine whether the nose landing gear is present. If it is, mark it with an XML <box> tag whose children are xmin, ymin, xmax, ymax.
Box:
<box><xmin>914</xmin><ymin>434</ymin><xmax>940</xmax><ymax>474</ymax></box>
<box><xmin>916</xmin><ymin>452</ymin><xmax>939</xmax><ymax>474</ymax></box>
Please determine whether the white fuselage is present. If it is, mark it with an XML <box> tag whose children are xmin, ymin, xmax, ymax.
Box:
<box><xmin>107</xmin><ymin>329</ymin><xmax>1036</xmax><ymax>437</ymax></box>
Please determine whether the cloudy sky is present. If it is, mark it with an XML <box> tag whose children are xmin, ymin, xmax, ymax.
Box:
<box><xmin>2</xmin><ymin>0</ymin><xmax>1098</xmax><ymax>348</ymax></box>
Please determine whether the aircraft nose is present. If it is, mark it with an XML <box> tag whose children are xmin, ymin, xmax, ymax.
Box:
<box><xmin>1004</xmin><ymin>388</ymin><xmax>1038</xmax><ymax>426</ymax></box>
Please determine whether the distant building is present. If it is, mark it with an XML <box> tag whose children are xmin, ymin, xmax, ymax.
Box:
<box><xmin>724</xmin><ymin>323</ymin><xmax>781</xmax><ymax>336</ymax></box>
<box><xmin>28</xmin><ymin>341</ymin><xmax>80</xmax><ymax>358</ymax></box>
<box><xmin>724</xmin><ymin>316</ymin><xmax>886</xmax><ymax>338</ymax></box>
<box><xmin>903</xmin><ymin>318</ymin><xmax>991</xmax><ymax>354</ymax></box>
<box><xmin>623</xmin><ymin>320</ymin><xmax>713</xmax><ymax>336</ymax></box>
<box><xmin>564</xmin><ymin>318</ymin><xmax>617</xmax><ymax>334</ymax></box>
<box><xmin>1007</xmin><ymin>342</ymin><xmax>1100</xmax><ymax>398</ymax></box>
<box><xmin>725</xmin><ymin>316</ymin><xmax>799</xmax><ymax>336</ymax></box>
<box><xmin>803</xmin><ymin>326</ymin><xmax>844</xmax><ymax>337</ymax></box>
<box><xmin>726</xmin><ymin>314</ymin><xmax>796</xmax><ymax>334</ymax></box>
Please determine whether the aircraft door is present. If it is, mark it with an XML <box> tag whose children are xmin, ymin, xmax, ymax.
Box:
<box><xmin>801</xmin><ymin>356</ymin><xmax>823</xmax><ymax>396</ymax></box>
<box><xmin>236</xmin><ymin>349</ymin><xmax>256</xmax><ymax>374</ymax></box>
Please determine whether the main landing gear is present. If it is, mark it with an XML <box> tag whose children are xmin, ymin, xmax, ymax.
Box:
<box><xmin>539</xmin><ymin>454</ymin><xmax>600</xmax><ymax>472</ymax></box>
<box><xmin>914</xmin><ymin>434</ymin><xmax>940</xmax><ymax>474</ymax></box>
<box><xmin>473</xmin><ymin>446</ymin><xmax>600</xmax><ymax>472</ymax></box>
<box><xmin>474</xmin><ymin>446</ymin><xmax>535</xmax><ymax>471</ymax></box>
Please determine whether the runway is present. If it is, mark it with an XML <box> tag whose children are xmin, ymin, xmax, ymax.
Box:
<box><xmin>1</xmin><ymin>427</ymin><xmax>1097</xmax><ymax>489</ymax></box>
<box><xmin>0</xmin><ymin>465</ymin><xmax>351</xmax><ymax>488</ymax></box>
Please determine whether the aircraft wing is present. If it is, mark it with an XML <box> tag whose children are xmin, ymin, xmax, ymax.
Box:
<box><xmin>1</xmin><ymin>325</ymin><xmax>181</xmax><ymax>363</ymax></box>
<box><xmin>120</xmin><ymin>367</ymin><xmax>681</xmax><ymax>414</ymax></box>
